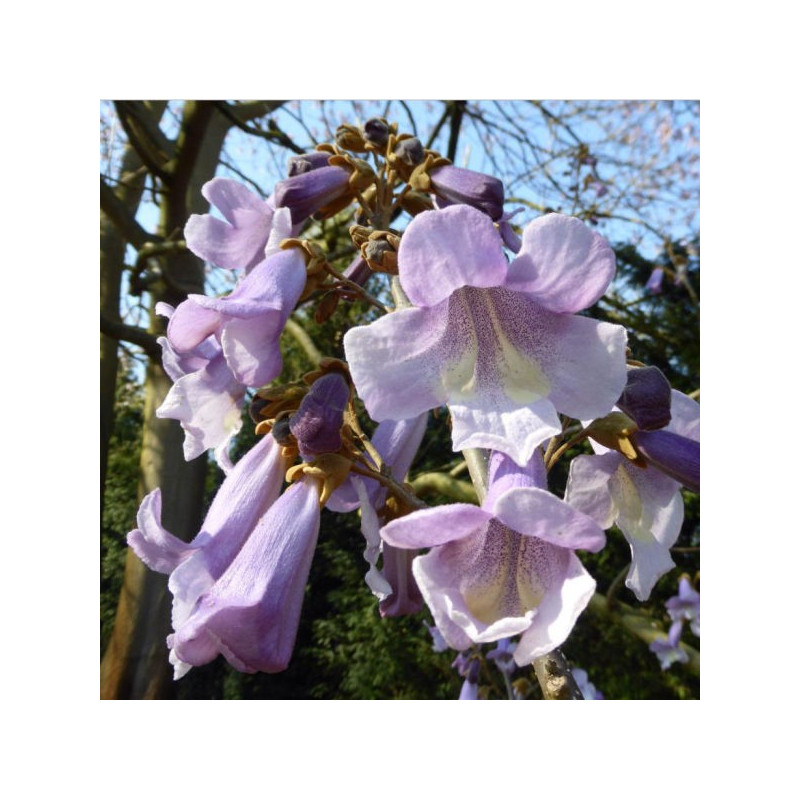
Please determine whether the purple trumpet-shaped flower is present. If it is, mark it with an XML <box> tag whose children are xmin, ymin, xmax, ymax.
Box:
<box><xmin>381</xmin><ymin>450</ymin><xmax>605</xmax><ymax>665</ymax></box>
<box><xmin>154</xmin><ymin>302</ymin><xmax>246</xmax><ymax>469</ymax></box>
<box><xmin>429</xmin><ymin>165</ymin><xmax>505</xmax><ymax>220</ymax></box>
<box><xmin>126</xmin><ymin>433</ymin><xmax>291</xmax><ymax>676</ymax></box>
<box><xmin>274</xmin><ymin>164</ymin><xmax>351</xmax><ymax>224</ymax></box>
<box><xmin>327</xmin><ymin>414</ymin><xmax>428</xmax><ymax>616</ymax></box>
<box><xmin>665</xmin><ymin>577</ymin><xmax>700</xmax><ymax>636</ymax></box>
<box><xmin>649</xmin><ymin>620</ymin><xmax>689</xmax><ymax>670</ymax></box>
<box><xmin>289</xmin><ymin>373</ymin><xmax>350</xmax><ymax>460</ymax></box>
<box><xmin>185</xmin><ymin>178</ymin><xmax>280</xmax><ymax>273</ymax></box>
<box><xmin>565</xmin><ymin>390</ymin><xmax>700</xmax><ymax>600</ymax></box>
<box><xmin>166</xmin><ymin>247</ymin><xmax>307</xmax><ymax>388</ymax></box>
<box><xmin>453</xmin><ymin>651</ymin><xmax>481</xmax><ymax>700</ymax></box>
<box><xmin>344</xmin><ymin>205</ymin><xmax>627</xmax><ymax>466</ymax></box>
<box><xmin>169</xmin><ymin>476</ymin><xmax>322</xmax><ymax>674</ymax></box>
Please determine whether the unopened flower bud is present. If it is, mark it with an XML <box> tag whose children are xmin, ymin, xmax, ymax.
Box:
<box><xmin>394</xmin><ymin>136</ymin><xmax>424</xmax><ymax>167</ymax></box>
<box><xmin>335</xmin><ymin>124</ymin><xmax>367</xmax><ymax>152</ymax></box>
<box><xmin>289</xmin><ymin>373</ymin><xmax>350</xmax><ymax>460</ymax></box>
<box><xmin>342</xmin><ymin>256</ymin><xmax>371</xmax><ymax>287</ymax></box>
<box><xmin>616</xmin><ymin>366</ymin><xmax>672</xmax><ymax>431</ymax></box>
<box><xmin>362</xmin><ymin>238</ymin><xmax>397</xmax><ymax>273</ymax></box>
<box><xmin>363</xmin><ymin>118</ymin><xmax>390</xmax><ymax>147</ymax></box>
<box><xmin>274</xmin><ymin>165</ymin><xmax>351</xmax><ymax>224</ymax></box>
<box><xmin>270</xmin><ymin>415</ymin><xmax>295</xmax><ymax>446</ymax></box>
<box><xmin>429</xmin><ymin>165</ymin><xmax>505</xmax><ymax>220</ymax></box>
<box><xmin>249</xmin><ymin>395</ymin><xmax>271</xmax><ymax>424</ymax></box>
<box><xmin>287</xmin><ymin>151</ymin><xmax>331</xmax><ymax>177</ymax></box>
<box><xmin>631</xmin><ymin>429</ymin><xmax>700</xmax><ymax>493</ymax></box>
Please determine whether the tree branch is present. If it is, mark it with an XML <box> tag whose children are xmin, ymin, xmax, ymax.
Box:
<box><xmin>100</xmin><ymin>312</ymin><xmax>161</xmax><ymax>359</ymax></box>
<box><xmin>410</xmin><ymin>472</ymin><xmax>478</xmax><ymax>504</ymax></box>
<box><xmin>213</xmin><ymin>101</ymin><xmax>305</xmax><ymax>154</ymax></box>
<box><xmin>114</xmin><ymin>101</ymin><xmax>174</xmax><ymax>181</ymax></box>
<box><xmin>100</xmin><ymin>175</ymin><xmax>159</xmax><ymax>249</ymax></box>
<box><xmin>446</xmin><ymin>100</ymin><xmax>467</xmax><ymax>162</ymax></box>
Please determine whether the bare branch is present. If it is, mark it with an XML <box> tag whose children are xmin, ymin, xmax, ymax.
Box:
<box><xmin>114</xmin><ymin>101</ymin><xmax>174</xmax><ymax>180</ymax></box>
<box><xmin>100</xmin><ymin>312</ymin><xmax>161</xmax><ymax>359</ymax></box>
<box><xmin>100</xmin><ymin>175</ymin><xmax>159</xmax><ymax>249</ymax></box>
<box><xmin>213</xmin><ymin>101</ymin><xmax>305</xmax><ymax>154</ymax></box>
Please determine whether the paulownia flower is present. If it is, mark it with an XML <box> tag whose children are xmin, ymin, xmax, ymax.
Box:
<box><xmin>665</xmin><ymin>576</ymin><xmax>700</xmax><ymax>636</ymax></box>
<box><xmin>649</xmin><ymin>620</ymin><xmax>689</xmax><ymax>670</ymax></box>
<box><xmin>166</xmin><ymin>247</ymin><xmax>307</xmax><ymax>388</ymax></box>
<box><xmin>127</xmin><ymin>433</ymin><xmax>291</xmax><ymax>677</ymax></box>
<box><xmin>155</xmin><ymin>302</ymin><xmax>245</xmax><ymax>469</ymax></box>
<box><xmin>565</xmin><ymin>390</ymin><xmax>700</xmax><ymax>600</ymax></box>
<box><xmin>327</xmin><ymin>414</ymin><xmax>429</xmax><ymax>616</ymax></box>
<box><xmin>168</xmin><ymin>476</ymin><xmax>322</xmax><ymax>674</ymax></box>
<box><xmin>381</xmin><ymin>450</ymin><xmax>605</xmax><ymax>665</ymax></box>
<box><xmin>185</xmin><ymin>178</ymin><xmax>280</xmax><ymax>273</ymax></box>
<box><xmin>344</xmin><ymin>205</ymin><xmax>627</xmax><ymax>466</ymax></box>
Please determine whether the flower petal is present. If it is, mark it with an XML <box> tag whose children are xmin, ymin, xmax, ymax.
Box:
<box><xmin>184</xmin><ymin>178</ymin><xmax>274</xmax><ymax>271</ymax></box>
<box><xmin>156</xmin><ymin>352</ymin><xmax>245</xmax><ymax>461</ymax></box>
<box><xmin>127</xmin><ymin>489</ymin><xmax>197</xmax><ymax>574</ymax></box>
<box><xmin>449</xmin><ymin>402</ymin><xmax>561</xmax><ymax>467</ymax></box>
<box><xmin>344</xmin><ymin>305</ymin><xmax>451</xmax><ymax>420</ymax></box>
<box><xmin>381</xmin><ymin>504</ymin><xmax>492</xmax><ymax>549</ymax></box>
<box><xmin>610</xmin><ymin>463</ymin><xmax>684</xmax><ymax>600</ymax></box>
<box><xmin>493</xmin><ymin>486</ymin><xmax>607</xmax><ymax>553</ymax></box>
<box><xmin>564</xmin><ymin>452</ymin><xmax>621</xmax><ymax>530</ymax></box>
<box><xmin>506</xmin><ymin>214</ymin><xmax>616</xmax><ymax>313</ymax></box>
<box><xmin>397</xmin><ymin>205</ymin><xmax>508</xmax><ymax>307</ymax></box>
<box><xmin>513</xmin><ymin>553</ymin><xmax>596</xmax><ymax>664</ymax></box>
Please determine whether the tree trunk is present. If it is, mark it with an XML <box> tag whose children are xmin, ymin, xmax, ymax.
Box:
<box><xmin>101</xmin><ymin>102</ymin><xmax>264</xmax><ymax>698</ymax></box>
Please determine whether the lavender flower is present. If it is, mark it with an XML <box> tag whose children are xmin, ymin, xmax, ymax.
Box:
<box><xmin>650</xmin><ymin>621</ymin><xmax>689</xmax><ymax>671</ymax></box>
<box><xmin>127</xmin><ymin>433</ymin><xmax>291</xmax><ymax>677</ymax></box>
<box><xmin>169</xmin><ymin>476</ymin><xmax>322</xmax><ymax>674</ymax></box>
<box><xmin>344</xmin><ymin>205</ymin><xmax>627</xmax><ymax>467</ymax></box>
<box><xmin>565</xmin><ymin>390</ymin><xmax>699</xmax><ymax>600</ymax></box>
<box><xmin>665</xmin><ymin>577</ymin><xmax>700</xmax><ymax>636</ymax></box>
<box><xmin>328</xmin><ymin>415</ymin><xmax>429</xmax><ymax>616</ymax></box>
<box><xmin>154</xmin><ymin>302</ymin><xmax>245</xmax><ymax>468</ymax></box>
<box><xmin>184</xmin><ymin>178</ymin><xmax>278</xmax><ymax>273</ymax></box>
<box><xmin>166</xmin><ymin>247</ymin><xmax>307</xmax><ymax>388</ymax></box>
<box><xmin>381</xmin><ymin>450</ymin><xmax>604</xmax><ymax>665</ymax></box>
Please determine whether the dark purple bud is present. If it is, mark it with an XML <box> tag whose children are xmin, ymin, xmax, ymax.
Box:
<box><xmin>342</xmin><ymin>255</ymin><xmax>371</xmax><ymax>287</ymax></box>
<box><xmin>274</xmin><ymin>165</ymin><xmax>351</xmax><ymax>224</ymax></box>
<box><xmin>249</xmin><ymin>395</ymin><xmax>270</xmax><ymax>424</ymax></box>
<box><xmin>617</xmin><ymin>366</ymin><xmax>672</xmax><ymax>431</ymax></box>
<box><xmin>289</xmin><ymin>373</ymin><xmax>350</xmax><ymax>460</ymax></box>
<box><xmin>393</xmin><ymin>137</ymin><xmax>424</xmax><ymax>167</ymax></box>
<box><xmin>632</xmin><ymin>430</ymin><xmax>699</xmax><ymax>492</ymax></box>
<box><xmin>429</xmin><ymin>165</ymin><xmax>505</xmax><ymax>220</ymax></box>
<box><xmin>287</xmin><ymin>151</ymin><xmax>332</xmax><ymax>177</ymax></box>
<box><xmin>363</xmin><ymin>118</ymin><xmax>390</xmax><ymax>147</ymax></box>
<box><xmin>270</xmin><ymin>415</ymin><xmax>294</xmax><ymax>446</ymax></box>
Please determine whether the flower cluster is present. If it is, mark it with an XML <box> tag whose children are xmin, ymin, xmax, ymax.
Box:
<box><xmin>126</xmin><ymin>117</ymin><xmax>700</xmax><ymax>693</ymax></box>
